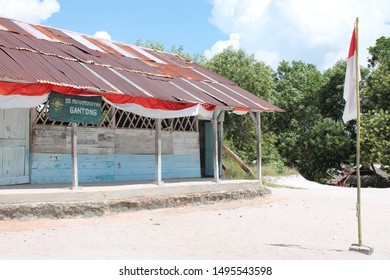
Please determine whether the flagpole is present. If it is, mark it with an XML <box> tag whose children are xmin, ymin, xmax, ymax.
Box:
<box><xmin>349</xmin><ymin>17</ymin><xmax>373</xmax><ymax>255</ymax></box>
<box><xmin>355</xmin><ymin>17</ymin><xmax>362</xmax><ymax>247</ymax></box>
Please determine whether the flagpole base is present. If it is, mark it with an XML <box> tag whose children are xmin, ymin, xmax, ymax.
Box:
<box><xmin>349</xmin><ymin>244</ymin><xmax>374</xmax><ymax>255</ymax></box>
<box><xmin>69</xmin><ymin>185</ymin><xmax>82</xmax><ymax>190</ymax></box>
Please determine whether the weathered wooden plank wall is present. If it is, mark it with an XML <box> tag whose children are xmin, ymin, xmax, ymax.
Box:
<box><xmin>30</xmin><ymin>125</ymin><xmax>200</xmax><ymax>183</ymax></box>
<box><xmin>0</xmin><ymin>109</ymin><xmax>29</xmax><ymax>185</ymax></box>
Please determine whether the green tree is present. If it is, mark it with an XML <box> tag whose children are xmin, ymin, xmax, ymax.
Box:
<box><xmin>270</xmin><ymin>60</ymin><xmax>356</xmax><ymax>181</ymax></box>
<box><xmin>206</xmin><ymin>47</ymin><xmax>275</xmax><ymax>100</ymax></box>
<box><xmin>317</xmin><ymin>60</ymin><xmax>347</xmax><ymax>120</ymax></box>
<box><xmin>360</xmin><ymin>36</ymin><xmax>390</xmax><ymax>166</ymax></box>
<box><xmin>363</xmin><ymin>36</ymin><xmax>390</xmax><ymax>112</ymax></box>
<box><xmin>206</xmin><ymin>48</ymin><xmax>282</xmax><ymax>167</ymax></box>
<box><xmin>170</xmin><ymin>45</ymin><xmax>207</xmax><ymax>65</ymax></box>
<box><xmin>361</xmin><ymin>109</ymin><xmax>390</xmax><ymax>165</ymax></box>
<box><xmin>300</xmin><ymin>118</ymin><xmax>353</xmax><ymax>181</ymax></box>
<box><xmin>135</xmin><ymin>39</ymin><xmax>206</xmax><ymax>65</ymax></box>
<box><xmin>271</xmin><ymin>61</ymin><xmax>324</xmax><ymax>166</ymax></box>
<box><xmin>135</xmin><ymin>39</ymin><xmax>165</xmax><ymax>51</ymax></box>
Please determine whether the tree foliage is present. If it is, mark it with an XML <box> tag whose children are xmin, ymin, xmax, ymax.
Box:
<box><xmin>206</xmin><ymin>47</ymin><xmax>275</xmax><ymax>100</ymax></box>
<box><xmin>136</xmin><ymin>36</ymin><xmax>389</xmax><ymax>182</ymax></box>
<box><xmin>205</xmin><ymin>36</ymin><xmax>389</xmax><ymax>181</ymax></box>
<box><xmin>298</xmin><ymin>118</ymin><xmax>353</xmax><ymax>182</ymax></box>
<box><xmin>317</xmin><ymin>60</ymin><xmax>347</xmax><ymax>120</ymax></box>
<box><xmin>360</xmin><ymin>36</ymin><xmax>390</xmax><ymax>166</ymax></box>
<box><xmin>206</xmin><ymin>48</ymin><xmax>282</xmax><ymax>168</ymax></box>
<box><xmin>135</xmin><ymin>39</ymin><xmax>207</xmax><ymax>65</ymax></box>
<box><xmin>363</xmin><ymin>37</ymin><xmax>390</xmax><ymax>112</ymax></box>
<box><xmin>361</xmin><ymin>109</ymin><xmax>390</xmax><ymax>165</ymax></box>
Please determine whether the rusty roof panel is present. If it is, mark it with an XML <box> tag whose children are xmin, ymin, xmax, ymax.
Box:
<box><xmin>190</xmin><ymin>63</ymin><xmax>236</xmax><ymax>85</ymax></box>
<box><xmin>40</xmin><ymin>27</ymin><xmax>97</xmax><ymax>55</ymax></box>
<box><xmin>188</xmin><ymin>80</ymin><xmax>246</xmax><ymax>108</ymax></box>
<box><xmin>0</xmin><ymin>18</ymin><xmax>28</xmax><ymax>35</ymax></box>
<box><xmin>145</xmin><ymin>51</ymin><xmax>211</xmax><ymax>80</ymax></box>
<box><xmin>33</xmin><ymin>25</ymin><xmax>67</xmax><ymax>43</ymax></box>
<box><xmin>83</xmin><ymin>64</ymin><xmax>148</xmax><ymax>96</ymax></box>
<box><xmin>170</xmin><ymin>78</ymin><xmax>224</xmax><ymax>106</ymax></box>
<box><xmin>64</xmin><ymin>62</ymin><xmax>119</xmax><ymax>92</ymax></box>
<box><xmin>108</xmin><ymin>55</ymin><xmax>164</xmax><ymax>75</ymax></box>
<box><xmin>9</xmin><ymin>51</ymin><xmax>113</xmax><ymax>91</ymax></box>
<box><xmin>86</xmin><ymin>37</ymin><xmax>123</xmax><ymax>56</ymax></box>
<box><xmin>114</xmin><ymin>71</ymin><xmax>173</xmax><ymax>99</ymax></box>
<box><xmin>0</xmin><ymin>48</ymin><xmax>34</xmax><ymax>81</ymax></box>
<box><xmin>0</xmin><ymin>30</ymin><xmax>33</xmax><ymax>49</ymax></box>
<box><xmin>225</xmin><ymin>83</ymin><xmax>284</xmax><ymax>112</ymax></box>
<box><xmin>0</xmin><ymin>17</ymin><xmax>283</xmax><ymax>113</ymax></box>
<box><xmin>151</xmin><ymin>51</ymin><xmax>188</xmax><ymax>66</ymax></box>
<box><xmin>159</xmin><ymin>63</ymin><xmax>207</xmax><ymax>80</ymax></box>
<box><xmin>1</xmin><ymin>48</ymin><xmax>43</xmax><ymax>81</ymax></box>
<box><xmin>201</xmin><ymin>81</ymin><xmax>266</xmax><ymax>110</ymax></box>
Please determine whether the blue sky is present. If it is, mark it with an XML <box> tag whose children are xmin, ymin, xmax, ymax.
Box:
<box><xmin>1</xmin><ymin>0</ymin><xmax>389</xmax><ymax>70</ymax></box>
<box><xmin>44</xmin><ymin>0</ymin><xmax>223</xmax><ymax>56</ymax></box>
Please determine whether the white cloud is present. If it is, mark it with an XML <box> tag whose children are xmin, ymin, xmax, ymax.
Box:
<box><xmin>94</xmin><ymin>31</ymin><xmax>112</xmax><ymax>41</ymax></box>
<box><xmin>206</xmin><ymin>0</ymin><xmax>390</xmax><ymax>70</ymax></box>
<box><xmin>0</xmin><ymin>0</ymin><xmax>60</xmax><ymax>23</ymax></box>
<box><xmin>205</xmin><ymin>33</ymin><xmax>241</xmax><ymax>59</ymax></box>
<box><xmin>254</xmin><ymin>50</ymin><xmax>280</xmax><ymax>70</ymax></box>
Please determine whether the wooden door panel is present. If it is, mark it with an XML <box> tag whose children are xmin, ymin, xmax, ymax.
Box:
<box><xmin>0</xmin><ymin>109</ymin><xmax>29</xmax><ymax>185</ymax></box>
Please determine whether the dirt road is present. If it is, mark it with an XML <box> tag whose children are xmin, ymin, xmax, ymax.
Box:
<box><xmin>0</xmin><ymin>177</ymin><xmax>389</xmax><ymax>260</ymax></box>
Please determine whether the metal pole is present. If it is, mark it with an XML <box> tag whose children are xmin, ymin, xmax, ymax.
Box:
<box><xmin>256</xmin><ymin>112</ymin><xmax>262</xmax><ymax>186</ymax></box>
<box><xmin>155</xmin><ymin>118</ymin><xmax>164</xmax><ymax>185</ymax></box>
<box><xmin>71</xmin><ymin>122</ymin><xmax>79</xmax><ymax>190</ymax></box>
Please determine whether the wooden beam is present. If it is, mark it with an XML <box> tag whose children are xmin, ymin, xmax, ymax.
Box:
<box><xmin>222</xmin><ymin>143</ymin><xmax>256</xmax><ymax>178</ymax></box>
<box><xmin>212</xmin><ymin>111</ymin><xmax>220</xmax><ymax>183</ymax></box>
<box><xmin>155</xmin><ymin>118</ymin><xmax>164</xmax><ymax>185</ymax></box>
<box><xmin>70</xmin><ymin>122</ymin><xmax>80</xmax><ymax>190</ymax></box>
<box><xmin>218</xmin><ymin>112</ymin><xmax>224</xmax><ymax>178</ymax></box>
<box><xmin>256</xmin><ymin>112</ymin><xmax>262</xmax><ymax>185</ymax></box>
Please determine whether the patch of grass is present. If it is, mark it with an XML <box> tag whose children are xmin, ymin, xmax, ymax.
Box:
<box><xmin>222</xmin><ymin>153</ymin><xmax>253</xmax><ymax>179</ymax></box>
<box><xmin>222</xmin><ymin>152</ymin><xmax>298</xmax><ymax>179</ymax></box>
<box><xmin>262</xmin><ymin>165</ymin><xmax>279</xmax><ymax>177</ymax></box>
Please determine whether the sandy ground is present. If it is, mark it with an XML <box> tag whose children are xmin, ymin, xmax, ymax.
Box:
<box><xmin>0</xmin><ymin>175</ymin><xmax>389</xmax><ymax>260</ymax></box>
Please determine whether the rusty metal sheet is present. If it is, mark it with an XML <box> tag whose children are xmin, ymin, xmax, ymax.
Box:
<box><xmin>186</xmin><ymin>80</ymin><xmax>246</xmax><ymax>108</ymax></box>
<box><xmin>0</xmin><ymin>48</ymin><xmax>42</xmax><ymax>81</ymax></box>
<box><xmin>0</xmin><ymin>18</ymin><xmax>28</xmax><ymax>35</ymax></box>
<box><xmin>0</xmin><ymin>48</ymin><xmax>34</xmax><ymax>81</ymax></box>
<box><xmin>0</xmin><ymin>16</ymin><xmax>283</xmax><ymax>113</ymax></box>
<box><xmin>170</xmin><ymin>78</ymin><xmax>225</xmax><ymax>106</ymax></box>
<box><xmin>108</xmin><ymin>55</ymin><xmax>164</xmax><ymax>75</ymax></box>
<box><xmin>191</xmin><ymin>63</ymin><xmax>236</xmax><ymax>85</ymax></box>
<box><xmin>200</xmin><ymin>81</ymin><xmax>266</xmax><ymax>111</ymax></box>
<box><xmin>223</xmin><ymin>83</ymin><xmax>284</xmax><ymax>112</ymax></box>
<box><xmin>83</xmin><ymin>64</ymin><xmax>148</xmax><ymax>97</ymax></box>
<box><xmin>0</xmin><ymin>30</ymin><xmax>34</xmax><ymax>49</ymax></box>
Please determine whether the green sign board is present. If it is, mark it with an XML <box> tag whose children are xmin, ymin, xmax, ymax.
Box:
<box><xmin>49</xmin><ymin>91</ymin><xmax>102</xmax><ymax>124</ymax></box>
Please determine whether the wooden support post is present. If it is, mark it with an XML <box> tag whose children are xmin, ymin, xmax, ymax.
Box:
<box><xmin>212</xmin><ymin>111</ymin><xmax>220</xmax><ymax>183</ymax></box>
<box><xmin>70</xmin><ymin>122</ymin><xmax>80</xmax><ymax>190</ymax></box>
<box><xmin>218</xmin><ymin>111</ymin><xmax>225</xmax><ymax>178</ymax></box>
<box><xmin>256</xmin><ymin>112</ymin><xmax>262</xmax><ymax>186</ymax></box>
<box><xmin>155</xmin><ymin>118</ymin><xmax>164</xmax><ymax>185</ymax></box>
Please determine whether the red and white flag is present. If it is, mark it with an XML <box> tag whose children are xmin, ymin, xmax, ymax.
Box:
<box><xmin>342</xmin><ymin>27</ymin><xmax>360</xmax><ymax>123</ymax></box>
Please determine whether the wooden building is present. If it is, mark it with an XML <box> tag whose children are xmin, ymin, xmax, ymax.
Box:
<box><xmin>0</xmin><ymin>17</ymin><xmax>282</xmax><ymax>186</ymax></box>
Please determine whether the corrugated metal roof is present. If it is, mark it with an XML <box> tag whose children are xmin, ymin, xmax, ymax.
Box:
<box><xmin>0</xmin><ymin>17</ymin><xmax>283</xmax><ymax>113</ymax></box>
